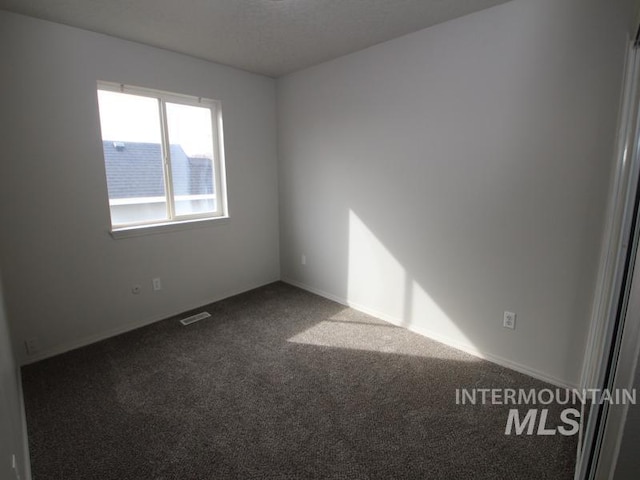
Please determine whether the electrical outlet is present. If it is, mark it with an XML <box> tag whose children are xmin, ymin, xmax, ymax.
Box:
<box><xmin>503</xmin><ymin>311</ymin><xmax>516</xmax><ymax>330</ymax></box>
<box><xmin>24</xmin><ymin>338</ymin><xmax>40</xmax><ymax>355</ymax></box>
<box><xmin>301</xmin><ymin>255</ymin><xmax>307</xmax><ymax>266</ymax></box>
<box><xmin>152</xmin><ymin>278</ymin><xmax>162</xmax><ymax>291</ymax></box>
<box><xmin>131</xmin><ymin>284</ymin><xmax>141</xmax><ymax>295</ymax></box>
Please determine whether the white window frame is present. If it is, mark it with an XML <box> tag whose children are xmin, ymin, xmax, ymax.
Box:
<box><xmin>97</xmin><ymin>81</ymin><xmax>228</xmax><ymax>235</ymax></box>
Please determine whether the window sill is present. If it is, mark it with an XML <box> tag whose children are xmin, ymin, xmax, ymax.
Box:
<box><xmin>110</xmin><ymin>216</ymin><xmax>229</xmax><ymax>239</ymax></box>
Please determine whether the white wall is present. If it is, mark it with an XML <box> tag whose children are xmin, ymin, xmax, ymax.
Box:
<box><xmin>0</xmin><ymin>11</ymin><xmax>280</xmax><ymax>364</ymax></box>
<box><xmin>277</xmin><ymin>0</ymin><xmax>634</xmax><ymax>387</ymax></box>
<box><xmin>0</xmin><ymin>272</ymin><xmax>28</xmax><ymax>480</ymax></box>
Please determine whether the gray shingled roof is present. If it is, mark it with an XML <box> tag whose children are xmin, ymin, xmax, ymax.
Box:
<box><xmin>102</xmin><ymin>141</ymin><xmax>214</xmax><ymax>199</ymax></box>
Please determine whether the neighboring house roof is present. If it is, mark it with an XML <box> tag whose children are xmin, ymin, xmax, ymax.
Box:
<box><xmin>102</xmin><ymin>141</ymin><xmax>214</xmax><ymax>199</ymax></box>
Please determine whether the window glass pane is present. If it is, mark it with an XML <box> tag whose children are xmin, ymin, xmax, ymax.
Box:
<box><xmin>97</xmin><ymin>90</ymin><xmax>168</xmax><ymax>225</ymax></box>
<box><xmin>165</xmin><ymin>102</ymin><xmax>216</xmax><ymax>217</ymax></box>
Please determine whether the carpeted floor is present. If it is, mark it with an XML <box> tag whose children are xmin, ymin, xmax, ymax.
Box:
<box><xmin>22</xmin><ymin>282</ymin><xmax>578</xmax><ymax>479</ymax></box>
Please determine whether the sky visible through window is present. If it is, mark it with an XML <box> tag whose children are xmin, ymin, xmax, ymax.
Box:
<box><xmin>97</xmin><ymin>90</ymin><xmax>214</xmax><ymax>159</ymax></box>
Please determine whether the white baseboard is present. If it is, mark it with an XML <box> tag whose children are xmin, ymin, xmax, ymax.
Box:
<box><xmin>17</xmin><ymin>371</ymin><xmax>32</xmax><ymax>480</ymax></box>
<box><xmin>21</xmin><ymin>274</ymin><xmax>576</xmax><ymax>390</ymax></box>
<box><xmin>283</xmin><ymin>277</ymin><xmax>576</xmax><ymax>390</ymax></box>
<box><xmin>20</xmin><ymin>278</ymin><xmax>279</xmax><ymax>366</ymax></box>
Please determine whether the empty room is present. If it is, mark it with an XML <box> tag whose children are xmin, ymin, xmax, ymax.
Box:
<box><xmin>2</xmin><ymin>0</ymin><xmax>640</xmax><ymax>479</ymax></box>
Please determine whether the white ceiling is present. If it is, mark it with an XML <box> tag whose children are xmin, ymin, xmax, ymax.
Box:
<box><xmin>0</xmin><ymin>0</ymin><xmax>512</xmax><ymax>77</ymax></box>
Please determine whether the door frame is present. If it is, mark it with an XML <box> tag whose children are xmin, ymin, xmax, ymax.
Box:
<box><xmin>577</xmin><ymin>32</ymin><xmax>640</xmax><ymax>480</ymax></box>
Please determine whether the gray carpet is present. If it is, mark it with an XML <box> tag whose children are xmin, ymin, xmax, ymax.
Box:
<box><xmin>22</xmin><ymin>282</ymin><xmax>577</xmax><ymax>479</ymax></box>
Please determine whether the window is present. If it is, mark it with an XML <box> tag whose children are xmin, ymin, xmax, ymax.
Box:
<box><xmin>96</xmin><ymin>82</ymin><xmax>227</xmax><ymax>232</ymax></box>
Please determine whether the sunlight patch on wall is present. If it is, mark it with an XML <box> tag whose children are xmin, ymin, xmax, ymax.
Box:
<box><xmin>345</xmin><ymin>210</ymin><xmax>475</xmax><ymax>351</ymax></box>
<box><xmin>346</xmin><ymin>210</ymin><xmax>406</xmax><ymax>321</ymax></box>
<box><xmin>408</xmin><ymin>279</ymin><xmax>474</xmax><ymax>348</ymax></box>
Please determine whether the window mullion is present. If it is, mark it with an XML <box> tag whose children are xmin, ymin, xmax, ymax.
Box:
<box><xmin>159</xmin><ymin>99</ymin><xmax>176</xmax><ymax>220</ymax></box>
